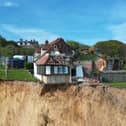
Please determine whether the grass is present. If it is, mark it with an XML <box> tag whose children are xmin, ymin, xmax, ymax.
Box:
<box><xmin>0</xmin><ymin>67</ymin><xmax>38</xmax><ymax>81</ymax></box>
<box><xmin>109</xmin><ymin>82</ymin><xmax>126</xmax><ymax>88</ymax></box>
<box><xmin>0</xmin><ymin>65</ymin><xmax>5</xmax><ymax>69</ymax></box>
<box><xmin>103</xmin><ymin>82</ymin><xmax>126</xmax><ymax>88</ymax></box>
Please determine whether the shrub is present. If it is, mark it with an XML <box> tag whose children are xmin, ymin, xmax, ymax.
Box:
<box><xmin>24</xmin><ymin>62</ymin><xmax>33</xmax><ymax>69</ymax></box>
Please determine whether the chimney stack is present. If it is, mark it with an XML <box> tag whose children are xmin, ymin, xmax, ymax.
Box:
<box><xmin>45</xmin><ymin>40</ymin><xmax>49</xmax><ymax>45</ymax></box>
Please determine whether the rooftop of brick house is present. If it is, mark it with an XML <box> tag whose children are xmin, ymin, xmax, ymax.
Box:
<box><xmin>36</xmin><ymin>38</ymin><xmax>73</xmax><ymax>54</ymax></box>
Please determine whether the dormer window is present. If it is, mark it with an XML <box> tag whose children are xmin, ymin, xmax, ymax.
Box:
<box><xmin>54</xmin><ymin>45</ymin><xmax>57</xmax><ymax>49</ymax></box>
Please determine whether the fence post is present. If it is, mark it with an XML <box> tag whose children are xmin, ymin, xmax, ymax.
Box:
<box><xmin>5</xmin><ymin>57</ymin><xmax>8</xmax><ymax>79</ymax></box>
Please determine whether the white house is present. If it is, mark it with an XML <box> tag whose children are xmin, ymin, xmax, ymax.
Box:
<box><xmin>34</xmin><ymin>53</ymin><xmax>70</xmax><ymax>84</ymax></box>
<box><xmin>34</xmin><ymin>38</ymin><xmax>86</xmax><ymax>84</ymax></box>
<box><xmin>34</xmin><ymin>38</ymin><xmax>74</xmax><ymax>84</ymax></box>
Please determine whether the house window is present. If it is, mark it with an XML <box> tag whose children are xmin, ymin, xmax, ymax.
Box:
<box><xmin>37</xmin><ymin>65</ymin><xmax>45</xmax><ymax>74</ymax></box>
<box><xmin>63</xmin><ymin>66</ymin><xmax>69</xmax><ymax>74</ymax></box>
<box><xmin>54</xmin><ymin>66</ymin><xmax>69</xmax><ymax>74</ymax></box>
<box><xmin>46</xmin><ymin>66</ymin><xmax>51</xmax><ymax>75</ymax></box>
<box><xmin>58</xmin><ymin>66</ymin><xmax>63</xmax><ymax>74</ymax></box>
<box><xmin>51</xmin><ymin>66</ymin><xmax>54</xmax><ymax>74</ymax></box>
<box><xmin>37</xmin><ymin>65</ymin><xmax>69</xmax><ymax>75</ymax></box>
<box><xmin>54</xmin><ymin>66</ymin><xmax>58</xmax><ymax>74</ymax></box>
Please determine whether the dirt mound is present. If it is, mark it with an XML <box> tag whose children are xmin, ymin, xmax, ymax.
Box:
<box><xmin>0</xmin><ymin>81</ymin><xmax>126</xmax><ymax>126</ymax></box>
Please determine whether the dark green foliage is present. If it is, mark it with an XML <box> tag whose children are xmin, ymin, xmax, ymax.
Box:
<box><xmin>67</xmin><ymin>40</ymin><xmax>90</xmax><ymax>60</ymax></box>
<box><xmin>120</xmin><ymin>44</ymin><xmax>126</xmax><ymax>60</ymax></box>
<box><xmin>24</xmin><ymin>62</ymin><xmax>33</xmax><ymax>69</ymax></box>
<box><xmin>0</xmin><ymin>35</ymin><xmax>17</xmax><ymax>47</ymax></box>
<box><xmin>0</xmin><ymin>35</ymin><xmax>7</xmax><ymax>47</ymax></box>
<box><xmin>8</xmin><ymin>40</ymin><xmax>19</xmax><ymax>47</ymax></box>
<box><xmin>67</xmin><ymin>40</ymin><xmax>80</xmax><ymax>49</ymax></box>
<box><xmin>0</xmin><ymin>46</ymin><xmax>15</xmax><ymax>57</ymax></box>
<box><xmin>0</xmin><ymin>35</ymin><xmax>35</xmax><ymax>56</ymax></box>
<box><xmin>122</xmin><ymin>64</ymin><xmax>126</xmax><ymax>70</ymax></box>
<box><xmin>0</xmin><ymin>35</ymin><xmax>18</xmax><ymax>57</ymax></box>
<box><xmin>18</xmin><ymin>48</ymin><xmax>35</xmax><ymax>55</ymax></box>
<box><xmin>67</xmin><ymin>40</ymin><xmax>89</xmax><ymax>50</ymax></box>
<box><xmin>95</xmin><ymin>40</ymin><xmax>124</xmax><ymax>57</ymax></box>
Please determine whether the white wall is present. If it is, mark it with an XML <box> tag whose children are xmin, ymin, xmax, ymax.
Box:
<box><xmin>41</xmin><ymin>49</ymin><xmax>46</xmax><ymax>56</ymax></box>
<box><xmin>76</xmin><ymin>65</ymin><xmax>84</xmax><ymax>78</ymax></box>
<box><xmin>33</xmin><ymin>63</ymin><xmax>42</xmax><ymax>81</ymax></box>
<box><xmin>42</xmin><ymin>75</ymin><xmax>70</xmax><ymax>84</ymax></box>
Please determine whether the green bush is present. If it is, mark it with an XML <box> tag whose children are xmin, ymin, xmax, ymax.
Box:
<box><xmin>123</xmin><ymin>64</ymin><xmax>126</xmax><ymax>70</ymax></box>
<box><xmin>24</xmin><ymin>62</ymin><xmax>33</xmax><ymax>69</ymax></box>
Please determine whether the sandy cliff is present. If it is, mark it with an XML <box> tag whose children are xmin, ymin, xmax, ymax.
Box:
<box><xmin>0</xmin><ymin>81</ymin><xmax>126</xmax><ymax>126</ymax></box>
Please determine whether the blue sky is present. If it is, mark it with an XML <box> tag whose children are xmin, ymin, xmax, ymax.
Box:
<box><xmin>0</xmin><ymin>0</ymin><xmax>126</xmax><ymax>45</ymax></box>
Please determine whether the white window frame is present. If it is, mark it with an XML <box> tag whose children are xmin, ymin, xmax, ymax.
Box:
<box><xmin>46</xmin><ymin>66</ymin><xmax>51</xmax><ymax>75</ymax></box>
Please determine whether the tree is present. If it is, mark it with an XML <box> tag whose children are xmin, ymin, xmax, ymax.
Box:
<box><xmin>8</xmin><ymin>40</ymin><xmax>18</xmax><ymax>47</ymax></box>
<box><xmin>120</xmin><ymin>44</ymin><xmax>126</xmax><ymax>61</ymax></box>
<box><xmin>67</xmin><ymin>40</ymin><xmax>89</xmax><ymax>50</ymax></box>
<box><xmin>67</xmin><ymin>40</ymin><xmax>80</xmax><ymax>49</ymax></box>
<box><xmin>0</xmin><ymin>35</ymin><xmax>7</xmax><ymax>47</ymax></box>
<box><xmin>24</xmin><ymin>62</ymin><xmax>33</xmax><ymax>69</ymax></box>
<box><xmin>95</xmin><ymin>40</ymin><xmax>124</xmax><ymax>57</ymax></box>
<box><xmin>18</xmin><ymin>48</ymin><xmax>35</xmax><ymax>55</ymax></box>
<box><xmin>1</xmin><ymin>45</ymin><xmax>15</xmax><ymax>58</ymax></box>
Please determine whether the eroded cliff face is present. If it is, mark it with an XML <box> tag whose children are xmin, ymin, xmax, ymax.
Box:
<box><xmin>0</xmin><ymin>81</ymin><xmax>126</xmax><ymax>126</ymax></box>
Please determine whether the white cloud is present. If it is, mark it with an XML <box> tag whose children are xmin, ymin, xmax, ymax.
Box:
<box><xmin>2</xmin><ymin>24</ymin><xmax>60</xmax><ymax>42</ymax></box>
<box><xmin>108</xmin><ymin>22</ymin><xmax>126</xmax><ymax>42</ymax></box>
<box><xmin>0</xmin><ymin>1</ymin><xmax>19</xmax><ymax>7</ymax></box>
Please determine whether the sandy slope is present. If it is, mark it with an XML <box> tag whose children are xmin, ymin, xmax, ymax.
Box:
<box><xmin>0</xmin><ymin>81</ymin><xmax>126</xmax><ymax>126</ymax></box>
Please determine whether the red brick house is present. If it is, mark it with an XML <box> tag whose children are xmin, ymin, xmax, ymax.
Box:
<box><xmin>35</xmin><ymin>38</ymin><xmax>74</xmax><ymax>57</ymax></box>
